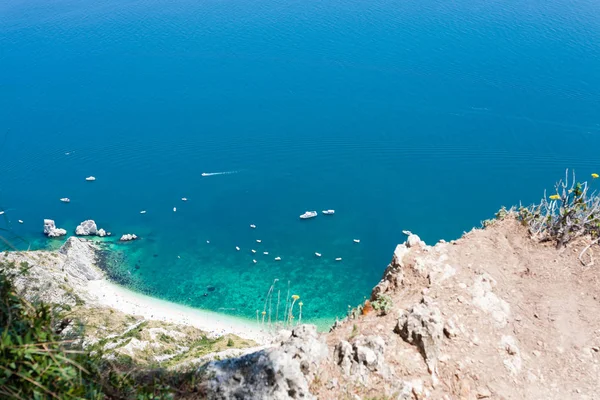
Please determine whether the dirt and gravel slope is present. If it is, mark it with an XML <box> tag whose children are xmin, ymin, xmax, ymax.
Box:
<box><xmin>310</xmin><ymin>216</ymin><xmax>600</xmax><ymax>399</ymax></box>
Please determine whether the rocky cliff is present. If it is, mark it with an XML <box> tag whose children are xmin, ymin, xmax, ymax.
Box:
<box><xmin>3</xmin><ymin>217</ymin><xmax>600</xmax><ymax>399</ymax></box>
<box><xmin>198</xmin><ymin>216</ymin><xmax>600</xmax><ymax>399</ymax></box>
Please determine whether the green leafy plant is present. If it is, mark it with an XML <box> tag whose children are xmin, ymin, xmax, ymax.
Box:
<box><xmin>371</xmin><ymin>294</ymin><xmax>393</xmax><ymax>315</ymax></box>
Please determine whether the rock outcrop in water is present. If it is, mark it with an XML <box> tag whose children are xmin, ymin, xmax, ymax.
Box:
<box><xmin>75</xmin><ymin>219</ymin><xmax>98</xmax><ymax>235</ymax></box>
<box><xmin>119</xmin><ymin>233</ymin><xmax>138</xmax><ymax>241</ymax></box>
<box><xmin>75</xmin><ymin>219</ymin><xmax>107</xmax><ymax>237</ymax></box>
<box><xmin>43</xmin><ymin>219</ymin><xmax>67</xmax><ymax>237</ymax></box>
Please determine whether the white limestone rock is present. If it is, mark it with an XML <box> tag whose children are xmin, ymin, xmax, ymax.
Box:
<box><xmin>203</xmin><ymin>325</ymin><xmax>327</xmax><ymax>400</ymax></box>
<box><xmin>43</xmin><ymin>219</ymin><xmax>67</xmax><ymax>237</ymax></box>
<box><xmin>75</xmin><ymin>220</ymin><xmax>98</xmax><ymax>236</ymax></box>
<box><xmin>120</xmin><ymin>234</ymin><xmax>138</xmax><ymax>241</ymax></box>
<box><xmin>97</xmin><ymin>228</ymin><xmax>107</xmax><ymax>237</ymax></box>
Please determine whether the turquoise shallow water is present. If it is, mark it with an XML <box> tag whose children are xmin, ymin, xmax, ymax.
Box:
<box><xmin>1</xmin><ymin>0</ymin><xmax>600</xmax><ymax>326</ymax></box>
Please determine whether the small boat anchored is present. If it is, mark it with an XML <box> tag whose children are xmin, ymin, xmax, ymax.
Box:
<box><xmin>263</xmin><ymin>251</ymin><xmax>269</xmax><ymax>255</ymax></box>
<box><xmin>335</xmin><ymin>257</ymin><xmax>343</xmax><ymax>261</ymax></box>
<box><xmin>85</xmin><ymin>176</ymin><xmax>96</xmax><ymax>181</ymax></box>
<box><xmin>322</xmin><ymin>209</ymin><xmax>335</xmax><ymax>215</ymax></box>
<box><xmin>250</xmin><ymin>224</ymin><xmax>257</xmax><ymax>229</ymax></box>
<box><xmin>173</xmin><ymin>207</ymin><xmax>177</xmax><ymax>212</ymax></box>
<box><xmin>60</xmin><ymin>198</ymin><xmax>71</xmax><ymax>203</ymax></box>
<box><xmin>315</xmin><ymin>252</ymin><xmax>322</xmax><ymax>257</ymax></box>
<box><xmin>353</xmin><ymin>239</ymin><xmax>361</xmax><ymax>243</ymax></box>
<box><xmin>299</xmin><ymin>211</ymin><xmax>318</xmax><ymax>219</ymax></box>
<box><xmin>140</xmin><ymin>210</ymin><xmax>147</xmax><ymax>214</ymax></box>
<box><xmin>201</xmin><ymin>173</ymin><xmax>210</xmax><ymax>177</ymax></box>
<box><xmin>181</xmin><ymin>197</ymin><xmax>188</xmax><ymax>202</ymax></box>
<box><xmin>236</xmin><ymin>246</ymin><xmax>240</xmax><ymax>251</ymax></box>
<box><xmin>274</xmin><ymin>257</ymin><xmax>281</xmax><ymax>261</ymax></box>
<box><xmin>18</xmin><ymin>220</ymin><xmax>23</xmax><ymax>224</ymax></box>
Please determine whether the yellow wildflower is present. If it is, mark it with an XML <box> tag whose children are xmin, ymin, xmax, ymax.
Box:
<box><xmin>298</xmin><ymin>302</ymin><xmax>303</xmax><ymax>307</ymax></box>
<box><xmin>261</xmin><ymin>311</ymin><xmax>266</xmax><ymax>315</ymax></box>
<box><xmin>292</xmin><ymin>295</ymin><xmax>300</xmax><ymax>301</ymax></box>
<box><xmin>549</xmin><ymin>194</ymin><xmax>560</xmax><ymax>200</ymax></box>
<box><xmin>592</xmin><ymin>173</ymin><xmax>599</xmax><ymax>179</ymax></box>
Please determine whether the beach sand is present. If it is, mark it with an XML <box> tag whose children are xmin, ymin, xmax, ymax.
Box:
<box><xmin>88</xmin><ymin>279</ymin><xmax>272</xmax><ymax>344</ymax></box>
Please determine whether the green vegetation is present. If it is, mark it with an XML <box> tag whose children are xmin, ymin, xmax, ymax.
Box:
<box><xmin>0</xmin><ymin>259</ymin><xmax>254</xmax><ymax>399</ymax></box>
<box><xmin>371</xmin><ymin>294</ymin><xmax>393</xmax><ymax>316</ymax></box>
<box><xmin>518</xmin><ymin>170</ymin><xmax>600</xmax><ymax>249</ymax></box>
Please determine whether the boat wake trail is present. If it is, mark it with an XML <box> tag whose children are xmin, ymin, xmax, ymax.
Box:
<box><xmin>201</xmin><ymin>171</ymin><xmax>238</xmax><ymax>177</ymax></box>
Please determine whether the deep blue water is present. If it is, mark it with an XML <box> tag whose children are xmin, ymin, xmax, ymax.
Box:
<box><xmin>1</xmin><ymin>0</ymin><xmax>600</xmax><ymax>325</ymax></box>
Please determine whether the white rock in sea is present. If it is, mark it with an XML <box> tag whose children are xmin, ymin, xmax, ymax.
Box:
<box><xmin>97</xmin><ymin>228</ymin><xmax>107</xmax><ymax>237</ymax></box>
<box><xmin>120</xmin><ymin>234</ymin><xmax>138</xmax><ymax>241</ymax></box>
<box><xmin>75</xmin><ymin>220</ymin><xmax>98</xmax><ymax>236</ymax></box>
<box><xmin>43</xmin><ymin>219</ymin><xmax>67</xmax><ymax>238</ymax></box>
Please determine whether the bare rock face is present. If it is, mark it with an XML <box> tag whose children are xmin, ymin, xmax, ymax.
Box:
<box><xmin>75</xmin><ymin>220</ymin><xmax>98</xmax><ymax>236</ymax></box>
<box><xmin>395</xmin><ymin>299</ymin><xmax>443</xmax><ymax>374</ymax></box>
<box><xmin>59</xmin><ymin>237</ymin><xmax>103</xmax><ymax>281</ymax></box>
<box><xmin>334</xmin><ymin>335</ymin><xmax>389</xmax><ymax>385</ymax></box>
<box><xmin>202</xmin><ymin>325</ymin><xmax>328</xmax><ymax>400</ymax></box>
<box><xmin>43</xmin><ymin>219</ymin><xmax>67</xmax><ymax>237</ymax></box>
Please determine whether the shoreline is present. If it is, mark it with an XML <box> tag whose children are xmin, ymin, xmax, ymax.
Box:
<box><xmin>88</xmin><ymin>278</ymin><xmax>273</xmax><ymax>344</ymax></box>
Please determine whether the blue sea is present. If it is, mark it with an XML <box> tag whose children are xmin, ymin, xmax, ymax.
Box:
<box><xmin>1</xmin><ymin>0</ymin><xmax>599</xmax><ymax>327</ymax></box>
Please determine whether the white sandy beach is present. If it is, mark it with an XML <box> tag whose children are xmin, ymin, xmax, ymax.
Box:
<box><xmin>88</xmin><ymin>279</ymin><xmax>272</xmax><ymax>344</ymax></box>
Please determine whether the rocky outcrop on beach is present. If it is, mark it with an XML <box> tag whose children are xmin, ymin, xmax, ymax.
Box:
<box><xmin>43</xmin><ymin>219</ymin><xmax>67</xmax><ymax>237</ymax></box>
<box><xmin>120</xmin><ymin>233</ymin><xmax>138</xmax><ymax>241</ymax></box>
<box><xmin>3</xmin><ymin>237</ymin><xmax>102</xmax><ymax>305</ymax></box>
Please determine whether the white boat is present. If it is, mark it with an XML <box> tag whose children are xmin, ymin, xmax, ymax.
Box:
<box><xmin>140</xmin><ymin>210</ymin><xmax>147</xmax><ymax>214</ymax></box>
<box><xmin>181</xmin><ymin>197</ymin><xmax>188</xmax><ymax>202</ymax></box>
<box><xmin>263</xmin><ymin>251</ymin><xmax>269</xmax><ymax>255</ymax></box>
<box><xmin>353</xmin><ymin>239</ymin><xmax>360</xmax><ymax>243</ymax></box>
<box><xmin>253</xmin><ymin>259</ymin><xmax>257</xmax><ymax>264</ymax></box>
<box><xmin>206</xmin><ymin>240</ymin><xmax>210</xmax><ymax>244</ymax></box>
<box><xmin>322</xmin><ymin>210</ymin><xmax>335</xmax><ymax>215</ymax></box>
<box><xmin>251</xmin><ymin>249</ymin><xmax>256</xmax><ymax>253</ymax></box>
<box><xmin>236</xmin><ymin>246</ymin><xmax>240</xmax><ymax>251</ymax></box>
<box><xmin>300</xmin><ymin>211</ymin><xmax>318</xmax><ymax>219</ymax></box>
<box><xmin>335</xmin><ymin>257</ymin><xmax>342</xmax><ymax>261</ymax></box>
<box><xmin>274</xmin><ymin>257</ymin><xmax>281</xmax><ymax>261</ymax></box>
<box><xmin>250</xmin><ymin>224</ymin><xmax>256</xmax><ymax>229</ymax></box>
<box><xmin>256</xmin><ymin>239</ymin><xmax>262</xmax><ymax>243</ymax></box>
<box><xmin>0</xmin><ymin>211</ymin><xmax>4</xmax><ymax>215</ymax></box>
<box><xmin>60</xmin><ymin>198</ymin><xmax>70</xmax><ymax>203</ymax></box>
<box><xmin>18</xmin><ymin>220</ymin><xmax>23</xmax><ymax>224</ymax></box>
<box><xmin>315</xmin><ymin>252</ymin><xmax>322</xmax><ymax>257</ymax></box>
<box><xmin>85</xmin><ymin>176</ymin><xmax>96</xmax><ymax>181</ymax></box>
<box><xmin>173</xmin><ymin>207</ymin><xmax>177</xmax><ymax>212</ymax></box>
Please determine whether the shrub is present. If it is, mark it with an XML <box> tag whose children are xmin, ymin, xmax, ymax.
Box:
<box><xmin>371</xmin><ymin>294</ymin><xmax>393</xmax><ymax>315</ymax></box>
<box><xmin>519</xmin><ymin>170</ymin><xmax>600</xmax><ymax>249</ymax></box>
<box><xmin>0</xmin><ymin>264</ymin><xmax>103</xmax><ymax>399</ymax></box>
